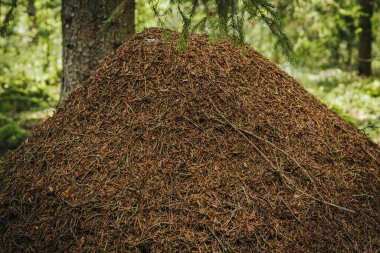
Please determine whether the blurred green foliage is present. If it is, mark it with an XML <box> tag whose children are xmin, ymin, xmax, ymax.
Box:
<box><xmin>0</xmin><ymin>114</ymin><xmax>28</xmax><ymax>154</ymax></box>
<box><xmin>0</xmin><ymin>0</ymin><xmax>379</xmax><ymax>164</ymax></box>
<box><xmin>0</xmin><ymin>0</ymin><xmax>60</xmax><ymax>161</ymax></box>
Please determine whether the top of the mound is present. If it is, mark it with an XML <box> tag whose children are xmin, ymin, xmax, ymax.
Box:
<box><xmin>1</xmin><ymin>28</ymin><xmax>380</xmax><ymax>252</ymax></box>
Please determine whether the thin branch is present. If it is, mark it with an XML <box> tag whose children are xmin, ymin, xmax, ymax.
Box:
<box><xmin>208</xmin><ymin>98</ymin><xmax>355</xmax><ymax>214</ymax></box>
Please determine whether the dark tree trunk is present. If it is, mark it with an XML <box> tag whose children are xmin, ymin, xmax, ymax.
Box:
<box><xmin>27</xmin><ymin>0</ymin><xmax>36</xmax><ymax>16</ymax></box>
<box><xmin>344</xmin><ymin>15</ymin><xmax>355</xmax><ymax>66</ymax></box>
<box><xmin>60</xmin><ymin>0</ymin><xmax>135</xmax><ymax>103</ymax></box>
<box><xmin>358</xmin><ymin>0</ymin><xmax>373</xmax><ymax>76</ymax></box>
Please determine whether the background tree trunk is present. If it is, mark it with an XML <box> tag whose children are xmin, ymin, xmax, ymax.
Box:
<box><xmin>27</xmin><ymin>0</ymin><xmax>36</xmax><ymax>17</ymax></box>
<box><xmin>358</xmin><ymin>0</ymin><xmax>373</xmax><ymax>76</ymax></box>
<box><xmin>60</xmin><ymin>0</ymin><xmax>135</xmax><ymax>103</ymax></box>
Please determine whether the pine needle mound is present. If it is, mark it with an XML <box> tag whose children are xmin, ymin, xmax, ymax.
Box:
<box><xmin>1</xmin><ymin>28</ymin><xmax>380</xmax><ymax>252</ymax></box>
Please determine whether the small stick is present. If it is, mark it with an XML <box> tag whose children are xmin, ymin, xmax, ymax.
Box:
<box><xmin>206</xmin><ymin>225</ymin><xmax>229</xmax><ymax>253</ymax></box>
<box><xmin>279</xmin><ymin>196</ymin><xmax>301</xmax><ymax>223</ymax></box>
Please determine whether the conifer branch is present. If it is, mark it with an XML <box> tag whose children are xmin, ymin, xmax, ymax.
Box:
<box><xmin>148</xmin><ymin>0</ymin><xmax>294</xmax><ymax>61</ymax></box>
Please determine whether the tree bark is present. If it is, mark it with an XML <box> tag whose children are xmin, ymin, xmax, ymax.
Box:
<box><xmin>358</xmin><ymin>0</ymin><xmax>373</xmax><ymax>76</ymax></box>
<box><xmin>27</xmin><ymin>0</ymin><xmax>36</xmax><ymax>16</ymax></box>
<box><xmin>61</xmin><ymin>0</ymin><xmax>135</xmax><ymax>103</ymax></box>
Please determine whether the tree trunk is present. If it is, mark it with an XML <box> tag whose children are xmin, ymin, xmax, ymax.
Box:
<box><xmin>344</xmin><ymin>15</ymin><xmax>355</xmax><ymax>67</ymax></box>
<box><xmin>27</xmin><ymin>0</ymin><xmax>36</xmax><ymax>16</ymax></box>
<box><xmin>358</xmin><ymin>0</ymin><xmax>373</xmax><ymax>76</ymax></box>
<box><xmin>60</xmin><ymin>0</ymin><xmax>135</xmax><ymax>103</ymax></box>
